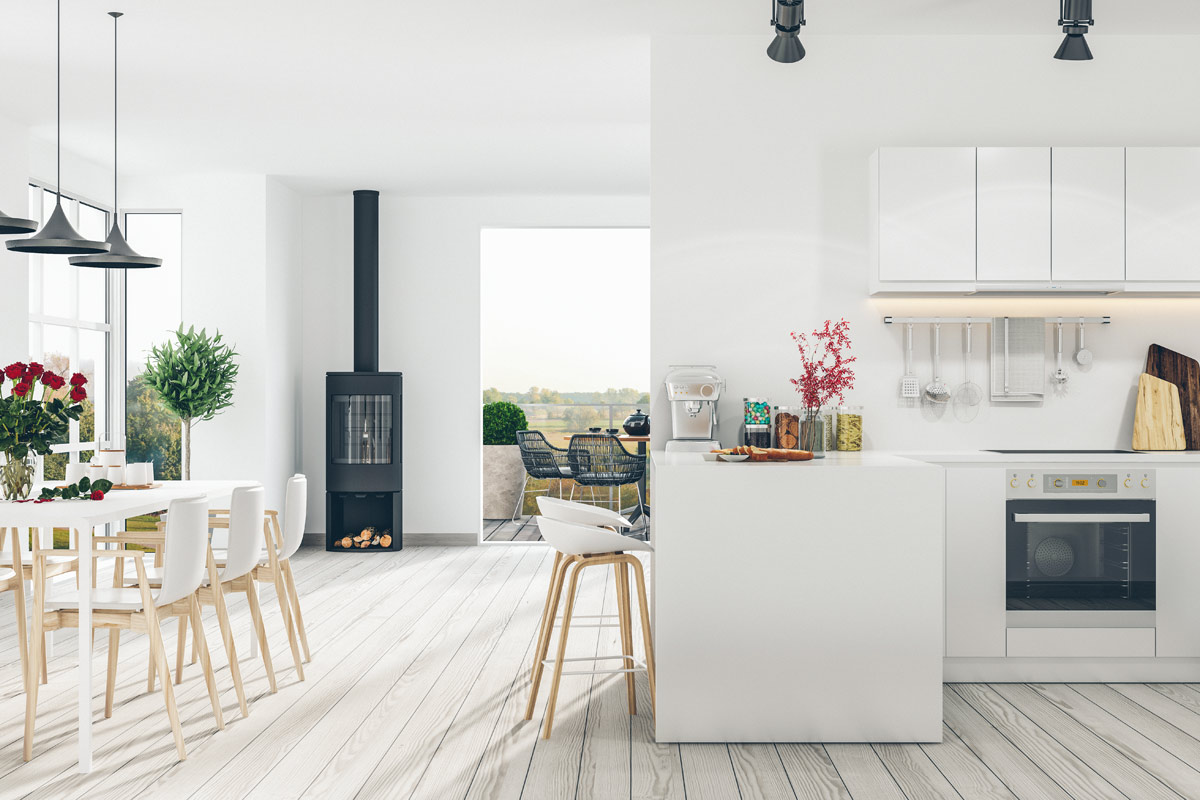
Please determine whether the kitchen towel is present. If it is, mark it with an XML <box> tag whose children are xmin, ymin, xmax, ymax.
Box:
<box><xmin>990</xmin><ymin>317</ymin><xmax>1045</xmax><ymax>402</ymax></box>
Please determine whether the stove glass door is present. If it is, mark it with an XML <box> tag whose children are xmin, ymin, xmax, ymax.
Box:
<box><xmin>1005</xmin><ymin>499</ymin><xmax>1155</xmax><ymax>611</ymax></box>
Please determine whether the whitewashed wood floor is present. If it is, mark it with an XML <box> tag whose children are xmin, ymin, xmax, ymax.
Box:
<box><xmin>2</xmin><ymin>545</ymin><xmax>1200</xmax><ymax>799</ymax></box>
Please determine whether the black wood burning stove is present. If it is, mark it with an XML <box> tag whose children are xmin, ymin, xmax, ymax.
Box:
<box><xmin>326</xmin><ymin>190</ymin><xmax>403</xmax><ymax>552</ymax></box>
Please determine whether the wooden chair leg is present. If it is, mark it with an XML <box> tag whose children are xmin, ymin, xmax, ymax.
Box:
<box><xmin>629</xmin><ymin>556</ymin><xmax>655</xmax><ymax>710</ymax></box>
<box><xmin>22</xmin><ymin>550</ymin><xmax>45</xmax><ymax>762</ymax></box>
<box><xmin>532</xmin><ymin>552</ymin><xmax>564</xmax><ymax>678</ymax></box>
<box><xmin>189</xmin><ymin>595</ymin><xmax>225</xmax><ymax>730</ymax></box>
<box><xmin>147</xmin><ymin>646</ymin><xmax>157</xmax><ymax>693</ymax></box>
<box><xmin>175</xmin><ymin>615</ymin><xmax>187</xmax><ymax>685</ymax></box>
<box><xmin>147</xmin><ymin>605</ymin><xmax>187</xmax><ymax>760</ymax></box>
<box><xmin>615</xmin><ymin>562</ymin><xmax>636</xmax><ymax>715</ymax></box>
<box><xmin>543</xmin><ymin>560</ymin><xmax>584</xmax><ymax>740</ymax></box>
<box><xmin>105</xmin><ymin>629</ymin><xmax>121</xmax><ymax>718</ymax></box>
<box><xmin>245</xmin><ymin>580</ymin><xmax>278</xmax><ymax>693</ymax></box>
<box><xmin>526</xmin><ymin>554</ymin><xmax>572</xmax><ymax>720</ymax></box>
<box><xmin>213</xmin><ymin>584</ymin><xmax>249</xmax><ymax>718</ymax></box>
<box><xmin>281</xmin><ymin>559</ymin><xmax>311</xmax><ymax>662</ymax></box>
<box><xmin>271</xmin><ymin>569</ymin><xmax>305</xmax><ymax>681</ymax></box>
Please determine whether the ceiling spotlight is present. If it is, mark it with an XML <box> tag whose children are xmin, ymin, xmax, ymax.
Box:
<box><xmin>767</xmin><ymin>0</ymin><xmax>805</xmax><ymax>64</ymax></box>
<box><xmin>1055</xmin><ymin>0</ymin><xmax>1094</xmax><ymax>61</ymax></box>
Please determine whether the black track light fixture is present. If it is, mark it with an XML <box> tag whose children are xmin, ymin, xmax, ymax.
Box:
<box><xmin>767</xmin><ymin>0</ymin><xmax>805</xmax><ymax>64</ymax></box>
<box><xmin>1055</xmin><ymin>0</ymin><xmax>1094</xmax><ymax>61</ymax></box>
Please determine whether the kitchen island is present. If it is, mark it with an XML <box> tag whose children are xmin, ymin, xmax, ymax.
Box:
<box><xmin>650</xmin><ymin>450</ymin><xmax>945</xmax><ymax>743</ymax></box>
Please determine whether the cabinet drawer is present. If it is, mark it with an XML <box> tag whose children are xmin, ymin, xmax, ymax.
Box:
<box><xmin>1006</xmin><ymin>627</ymin><xmax>1155</xmax><ymax>658</ymax></box>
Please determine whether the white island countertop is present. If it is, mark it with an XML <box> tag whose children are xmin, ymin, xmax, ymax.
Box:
<box><xmin>650</xmin><ymin>449</ymin><xmax>945</xmax><ymax>743</ymax></box>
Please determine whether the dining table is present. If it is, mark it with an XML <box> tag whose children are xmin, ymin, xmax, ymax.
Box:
<box><xmin>0</xmin><ymin>479</ymin><xmax>258</xmax><ymax>773</ymax></box>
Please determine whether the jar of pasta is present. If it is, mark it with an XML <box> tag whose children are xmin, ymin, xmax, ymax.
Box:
<box><xmin>836</xmin><ymin>405</ymin><xmax>863</xmax><ymax>451</ymax></box>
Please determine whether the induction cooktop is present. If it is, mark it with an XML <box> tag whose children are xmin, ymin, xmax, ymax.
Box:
<box><xmin>984</xmin><ymin>449</ymin><xmax>1141</xmax><ymax>454</ymax></box>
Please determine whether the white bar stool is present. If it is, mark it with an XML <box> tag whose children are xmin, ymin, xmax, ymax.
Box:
<box><xmin>525</xmin><ymin>513</ymin><xmax>655</xmax><ymax>739</ymax></box>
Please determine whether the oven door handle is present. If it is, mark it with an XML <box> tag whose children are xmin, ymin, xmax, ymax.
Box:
<box><xmin>1013</xmin><ymin>513</ymin><xmax>1151</xmax><ymax>523</ymax></box>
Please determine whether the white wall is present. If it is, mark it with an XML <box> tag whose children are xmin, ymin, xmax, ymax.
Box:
<box><xmin>651</xmin><ymin>34</ymin><xmax>1200</xmax><ymax>452</ymax></box>
<box><xmin>121</xmin><ymin>173</ymin><xmax>302</xmax><ymax>510</ymax></box>
<box><xmin>0</xmin><ymin>116</ymin><xmax>29</xmax><ymax>359</ymax></box>
<box><xmin>300</xmin><ymin>194</ymin><xmax>651</xmax><ymax>540</ymax></box>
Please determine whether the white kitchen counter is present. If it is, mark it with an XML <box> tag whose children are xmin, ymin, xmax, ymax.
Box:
<box><xmin>650</xmin><ymin>450</ymin><xmax>945</xmax><ymax>743</ymax></box>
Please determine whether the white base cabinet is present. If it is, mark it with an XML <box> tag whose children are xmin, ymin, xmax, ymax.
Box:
<box><xmin>1153</xmin><ymin>467</ymin><xmax>1200</xmax><ymax>657</ymax></box>
<box><xmin>944</xmin><ymin>468</ymin><xmax>1006</xmax><ymax>657</ymax></box>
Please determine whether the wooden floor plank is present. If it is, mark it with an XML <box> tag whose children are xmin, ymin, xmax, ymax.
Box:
<box><xmin>776</xmin><ymin>744</ymin><xmax>850</xmax><ymax>800</ymax></box>
<box><xmin>1149</xmin><ymin>683</ymin><xmax>1200</xmax><ymax>717</ymax></box>
<box><xmin>942</xmin><ymin>686</ymin><xmax>1073</xmax><ymax>800</ymax></box>
<box><xmin>520</xmin><ymin>563</ymin><xmax>608</xmax><ymax>799</ymax></box>
<box><xmin>1111</xmin><ymin>683</ymin><xmax>1200</xmax><ymax>741</ymax></box>
<box><xmin>679</xmin><ymin>744</ymin><xmax>741</xmax><ymax>800</ymax></box>
<box><xmin>920</xmin><ymin>725</ymin><xmax>1017</xmax><ymax>800</ymax></box>
<box><xmin>873</xmin><ymin>742</ymin><xmax>962</xmax><ymax>800</ymax></box>
<box><xmin>824</xmin><ymin>744</ymin><xmax>905</xmax><ymax>800</ymax></box>
<box><xmin>728</xmin><ymin>744</ymin><xmax>797</xmax><ymax>800</ymax></box>
<box><xmin>325</xmin><ymin>548</ymin><xmax>548</xmax><ymax>800</ymax></box>
<box><xmin>1029</xmin><ymin>683</ymin><xmax>1200</xmax><ymax>799</ymax></box>
<box><xmin>990</xmin><ymin>683</ymin><xmax>1181</xmax><ymax>800</ymax></box>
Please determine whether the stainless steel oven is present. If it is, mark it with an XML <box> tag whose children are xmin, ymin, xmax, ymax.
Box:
<box><xmin>1006</xmin><ymin>470</ymin><xmax>1155</xmax><ymax>613</ymax></box>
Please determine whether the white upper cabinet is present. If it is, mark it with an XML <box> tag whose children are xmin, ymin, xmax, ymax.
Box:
<box><xmin>1050</xmin><ymin>147</ymin><xmax>1126</xmax><ymax>282</ymax></box>
<box><xmin>1126</xmin><ymin>147</ymin><xmax>1200</xmax><ymax>282</ymax></box>
<box><xmin>876</xmin><ymin>147</ymin><xmax>976</xmax><ymax>283</ymax></box>
<box><xmin>977</xmin><ymin>148</ymin><xmax>1051</xmax><ymax>282</ymax></box>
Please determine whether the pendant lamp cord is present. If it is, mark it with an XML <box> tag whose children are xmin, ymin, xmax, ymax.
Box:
<box><xmin>56</xmin><ymin>0</ymin><xmax>61</xmax><ymax>202</ymax></box>
<box><xmin>113</xmin><ymin>12</ymin><xmax>118</xmax><ymax>217</ymax></box>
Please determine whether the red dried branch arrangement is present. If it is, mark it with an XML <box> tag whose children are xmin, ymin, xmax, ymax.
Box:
<box><xmin>789</xmin><ymin>318</ymin><xmax>857</xmax><ymax>409</ymax></box>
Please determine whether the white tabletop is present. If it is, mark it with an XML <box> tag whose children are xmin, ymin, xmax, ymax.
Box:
<box><xmin>0</xmin><ymin>479</ymin><xmax>258</xmax><ymax>774</ymax></box>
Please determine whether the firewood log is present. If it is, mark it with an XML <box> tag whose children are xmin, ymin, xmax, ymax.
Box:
<box><xmin>340</xmin><ymin>536</ymin><xmax>352</xmax><ymax>549</ymax></box>
<box><xmin>380</xmin><ymin>534</ymin><xmax>392</xmax><ymax>548</ymax></box>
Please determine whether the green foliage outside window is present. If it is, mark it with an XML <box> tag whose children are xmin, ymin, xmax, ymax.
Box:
<box><xmin>482</xmin><ymin>401</ymin><xmax>527</xmax><ymax>446</ymax></box>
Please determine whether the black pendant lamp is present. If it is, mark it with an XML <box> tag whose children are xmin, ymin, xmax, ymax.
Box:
<box><xmin>71</xmin><ymin>12</ymin><xmax>160</xmax><ymax>268</ymax></box>
<box><xmin>0</xmin><ymin>211</ymin><xmax>37</xmax><ymax>237</ymax></box>
<box><xmin>767</xmin><ymin>0</ymin><xmax>806</xmax><ymax>63</ymax></box>
<box><xmin>8</xmin><ymin>0</ymin><xmax>110</xmax><ymax>256</ymax></box>
<box><xmin>1054</xmin><ymin>0</ymin><xmax>1094</xmax><ymax>61</ymax></box>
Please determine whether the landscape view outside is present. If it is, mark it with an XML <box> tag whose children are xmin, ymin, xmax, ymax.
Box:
<box><xmin>481</xmin><ymin>228</ymin><xmax>650</xmax><ymax>518</ymax></box>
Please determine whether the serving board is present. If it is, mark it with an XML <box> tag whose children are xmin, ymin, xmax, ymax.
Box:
<box><xmin>1146</xmin><ymin>344</ymin><xmax>1200</xmax><ymax>449</ymax></box>
<box><xmin>110</xmin><ymin>482</ymin><xmax>163</xmax><ymax>490</ymax></box>
<box><xmin>1132</xmin><ymin>373</ymin><xmax>1187</xmax><ymax>451</ymax></box>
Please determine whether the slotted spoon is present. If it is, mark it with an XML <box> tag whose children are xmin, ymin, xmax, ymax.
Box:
<box><xmin>900</xmin><ymin>323</ymin><xmax>920</xmax><ymax>400</ymax></box>
<box><xmin>925</xmin><ymin>323</ymin><xmax>950</xmax><ymax>404</ymax></box>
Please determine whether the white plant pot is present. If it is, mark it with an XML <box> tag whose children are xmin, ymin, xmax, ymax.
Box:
<box><xmin>482</xmin><ymin>445</ymin><xmax>525</xmax><ymax>520</ymax></box>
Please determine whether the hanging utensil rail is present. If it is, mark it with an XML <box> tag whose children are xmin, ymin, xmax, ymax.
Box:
<box><xmin>883</xmin><ymin>316</ymin><xmax>1111</xmax><ymax>325</ymax></box>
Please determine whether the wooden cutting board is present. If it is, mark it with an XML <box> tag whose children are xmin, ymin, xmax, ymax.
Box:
<box><xmin>1133</xmin><ymin>373</ymin><xmax>1187</xmax><ymax>451</ymax></box>
<box><xmin>1146</xmin><ymin>343</ymin><xmax>1200</xmax><ymax>449</ymax></box>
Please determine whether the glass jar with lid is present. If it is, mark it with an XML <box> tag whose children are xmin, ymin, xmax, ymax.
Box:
<box><xmin>772</xmin><ymin>405</ymin><xmax>801</xmax><ymax>450</ymax></box>
<box><xmin>836</xmin><ymin>405</ymin><xmax>863</xmax><ymax>451</ymax></box>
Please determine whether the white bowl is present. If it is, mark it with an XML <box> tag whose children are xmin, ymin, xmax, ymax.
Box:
<box><xmin>717</xmin><ymin>453</ymin><xmax>750</xmax><ymax>463</ymax></box>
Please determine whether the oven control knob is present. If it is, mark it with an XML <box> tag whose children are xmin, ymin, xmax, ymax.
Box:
<box><xmin>1010</xmin><ymin>478</ymin><xmax>1018</xmax><ymax>488</ymax></box>
<box><xmin>1027</xmin><ymin>478</ymin><xmax>1037</xmax><ymax>488</ymax></box>
<box><xmin>1141</xmin><ymin>477</ymin><xmax>1150</xmax><ymax>489</ymax></box>
<box><xmin>1053</xmin><ymin>478</ymin><xmax>1064</xmax><ymax>488</ymax></box>
<box><xmin>1124</xmin><ymin>478</ymin><xmax>1132</xmax><ymax>488</ymax></box>
<box><xmin>1097</xmin><ymin>478</ymin><xmax>1107</xmax><ymax>488</ymax></box>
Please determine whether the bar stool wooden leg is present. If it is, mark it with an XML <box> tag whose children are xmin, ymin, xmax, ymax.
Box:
<box><xmin>543</xmin><ymin>560</ymin><xmax>585</xmax><ymax>740</ymax></box>
<box><xmin>629</xmin><ymin>555</ymin><xmax>655</xmax><ymax>710</ymax></box>
<box><xmin>525</xmin><ymin>554</ymin><xmax>572</xmax><ymax>720</ymax></box>
<box><xmin>105</xmin><ymin>629</ymin><xmax>121</xmax><ymax>718</ymax></box>
<box><xmin>209</xmin><ymin>552</ymin><xmax>249</xmax><ymax>718</ymax></box>
<box><xmin>615</xmin><ymin>562</ymin><xmax>636</xmax><ymax>715</ymax></box>
<box><xmin>175</xmin><ymin>616</ymin><xmax>188</xmax><ymax>684</ymax></box>
<box><xmin>281</xmin><ymin>559</ymin><xmax>311</xmax><ymax>662</ymax></box>
<box><xmin>532</xmin><ymin>551</ymin><xmax>564</xmax><ymax>677</ymax></box>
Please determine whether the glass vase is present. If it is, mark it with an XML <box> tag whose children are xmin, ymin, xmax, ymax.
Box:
<box><xmin>2</xmin><ymin>451</ymin><xmax>37</xmax><ymax>501</ymax></box>
<box><xmin>799</xmin><ymin>408</ymin><xmax>826</xmax><ymax>458</ymax></box>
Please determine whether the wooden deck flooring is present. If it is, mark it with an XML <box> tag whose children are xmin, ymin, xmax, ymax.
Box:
<box><xmin>484</xmin><ymin>517</ymin><xmax>544</xmax><ymax>542</ymax></box>
<box><xmin>1</xmin><ymin>545</ymin><xmax>1200</xmax><ymax>798</ymax></box>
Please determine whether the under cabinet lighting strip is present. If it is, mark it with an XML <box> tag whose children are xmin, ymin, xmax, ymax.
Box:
<box><xmin>883</xmin><ymin>316</ymin><xmax>1111</xmax><ymax>325</ymax></box>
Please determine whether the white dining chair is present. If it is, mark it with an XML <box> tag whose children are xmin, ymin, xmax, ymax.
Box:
<box><xmin>525</xmin><ymin>514</ymin><xmax>655</xmax><ymax>739</ymax></box>
<box><xmin>24</xmin><ymin>495</ymin><xmax>224</xmax><ymax>762</ymax></box>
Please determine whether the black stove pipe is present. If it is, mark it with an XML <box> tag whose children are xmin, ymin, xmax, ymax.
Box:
<box><xmin>353</xmin><ymin>189</ymin><xmax>379</xmax><ymax>373</ymax></box>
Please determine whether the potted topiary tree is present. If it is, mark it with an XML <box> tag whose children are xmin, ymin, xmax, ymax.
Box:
<box><xmin>143</xmin><ymin>325</ymin><xmax>239</xmax><ymax>480</ymax></box>
<box><xmin>481</xmin><ymin>400</ymin><xmax>528</xmax><ymax>520</ymax></box>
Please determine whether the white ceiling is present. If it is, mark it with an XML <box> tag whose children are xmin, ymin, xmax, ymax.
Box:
<box><xmin>4</xmin><ymin>1</ymin><xmax>1198</xmax><ymax>197</ymax></box>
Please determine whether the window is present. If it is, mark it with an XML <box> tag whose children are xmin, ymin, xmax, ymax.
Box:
<box><xmin>26</xmin><ymin>185</ymin><xmax>113</xmax><ymax>481</ymax></box>
<box><xmin>124</xmin><ymin>212</ymin><xmax>183</xmax><ymax>480</ymax></box>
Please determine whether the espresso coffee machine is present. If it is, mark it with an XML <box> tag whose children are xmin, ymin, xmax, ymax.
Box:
<box><xmin>663</xmin><ymin>365</ymin><xmax>724</xmax><ymax>452</ymax></box>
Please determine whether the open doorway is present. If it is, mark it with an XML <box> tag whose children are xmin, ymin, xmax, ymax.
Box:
<box><xmin>480</xmin><ymin>227</ymin><xmax>650</xmax><ymax>542</ymax></box>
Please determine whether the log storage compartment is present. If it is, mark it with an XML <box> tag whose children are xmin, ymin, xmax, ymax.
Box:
<box><xmin>327</xmin><ymin>491</ymin><xmax>401</xmax><ymax>551</ymax></box>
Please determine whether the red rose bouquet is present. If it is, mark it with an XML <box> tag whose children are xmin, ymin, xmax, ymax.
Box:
<box><xmin>0</xmin><ymin>362</ymin><xmax>87</xmax><ymax>500</ymax></box>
